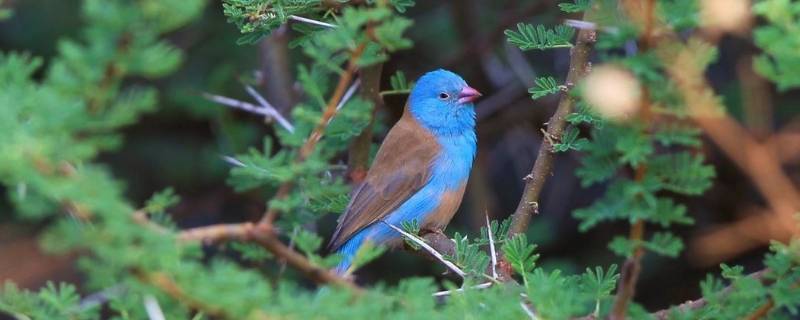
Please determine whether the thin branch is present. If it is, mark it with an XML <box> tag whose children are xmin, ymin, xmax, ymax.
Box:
<box><xmin>177</xmin><ymin>222</ymin><xmax>255</xmax><ymax>243</ymax></box>
<box><xmin>289</xmin><ymin>15</ymin><xmax>337</xmax><ymax>28</ymax></box>
<box><xmin>507</xmin><ymin>26</ymin><xmax>596</xmax><ymax>236</ymax></box>
<box><xmin>247</xmin><ymin>223</ymin><xmax>362</xmax><ymax>292</ymax></box>
<box><xmin>244</xmin><ymin>85</ymin><xmax>295</xmax><ymax>132</ymax></box>
<box><xmin>174</xmin><ymin>221</ymin><xmax>361</xmax><ymax>291</ymax></box>
<box><xmin>384</xmin><ymin>222</ymin><xmax>467</xmax><ymax>278</ymax></box>
<box><xmin>610</xmin><ymin>2</ymin><xmax>656</xmax><ymax>318</ymax></box>
<box><xmin>611</xmin><ymin>220</ymin><xmax>646</xmax><ymax>319</ymax></box>
<box><xmin>202</xmin><ymin>92</ymin><xmax>294</xmax><ymax>132</ymax></box>
<box><xmin>746</xmin><ymin>300</ymin><xmax>775</xmax><ymax>320</ymax></box>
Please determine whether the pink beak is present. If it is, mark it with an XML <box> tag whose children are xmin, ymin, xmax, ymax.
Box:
<box><xmin>457</xmin><ymin>86</ymin><xmax>482</xmax><ymax>104</ymax></box>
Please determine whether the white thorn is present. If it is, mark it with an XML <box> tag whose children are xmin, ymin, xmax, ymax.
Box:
<box><xmin>289</xmin><ymin>15</ymin><xmax>337</xmax><ymax>28</ymax></box>
<box><xmin>143</xmin><ymin>295</ymin><xmax>166</xmax><ymax>320</ymax></box>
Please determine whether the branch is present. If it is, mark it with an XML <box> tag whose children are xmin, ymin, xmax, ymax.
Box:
<box><xmin>385</xmin><ymin>222</ymin><xmax>466</xmax><ymax>278</ymax></box>
<box><xmin>651</xmin><ymin>269</ymin><xmax>770</xmax><ymax>319</ymax></box>
<box><xmin>177</xmin><ymin>222</ymin><xmax>254</xmax><ymax>243</ymax></box>
<box><xmin>611</xmin><ymin>3</ymin><xmax>656</xmax><ymax>318</ymax></box>
<box><xmin>347</xmin><ymin>63</ymin><xmax>383</xmax><ymax>183</ymax></box>
<box><xmin>611</xmin><ymin>219</ymin><xmax>646</xmax><ymax>319</ymax></box>
<box><xmin>173</xmin><ymin>220</ymin><xmax>361</xmax><ymax>291</ymax></box>
<box><xmin>248</xmin><ymin>224</ymin><xmax>363</xmax><ymax>292</ymax></box>
<box><xmin>507</xmin><ymin>26</ymin><xmax>596</xmax><ymax>237</ymax></box>
<box><xmin>202</xmin><ymin>91</ymin><xmax>294</xmax><ymax>132</ymax></box>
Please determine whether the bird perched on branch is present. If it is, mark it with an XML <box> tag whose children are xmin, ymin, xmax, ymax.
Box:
<box><xmin>329</xmin><ymin>69</ymin><xmax>481</xmax><ymax>275</ymax></box>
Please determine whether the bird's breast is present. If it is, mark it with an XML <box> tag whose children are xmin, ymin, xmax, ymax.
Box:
<box><xmin>431</xmin><ymin>131</ymin><xmax>477</xmax><ymax>189</ymax></box>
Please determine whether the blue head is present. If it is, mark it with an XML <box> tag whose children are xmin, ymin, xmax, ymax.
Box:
<box><xmin>408</xmin><ymin>69</ymin><xmax>481</xmax><ymax>136</ymax></box>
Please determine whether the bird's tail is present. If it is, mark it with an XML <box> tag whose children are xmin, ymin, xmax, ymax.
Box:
<box><xmin>332</xmin><ymin>232</ymin><xmax>367</xmax><ymax>275</ymax></box>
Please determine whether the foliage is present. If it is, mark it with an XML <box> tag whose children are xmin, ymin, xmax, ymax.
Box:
<box><xmin>1</xmin><ymin>1</ymin><xmax>800</xmax><ymax>319</ymax></box>
<box><xmin>559</xmin><ymin>0</ymin><xmax>591</xmax><ymax>13</ymax></box>
<box><xmin>753</xmin><ymin>0</ymin><xmax>800</xmax><ymax>90</ymax></box>
<box><xmin>505</xmin><ymin>23</ymin><xmax>575</xmax><ymax>50</ymax></box>
<box><xmin>528</xmin><ymin>75</ymin><xmax>562</xmax><ymax>99</ymax></box>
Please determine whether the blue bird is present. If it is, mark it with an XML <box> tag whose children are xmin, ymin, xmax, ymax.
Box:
<box><xmin>329</xmin><ymin>69</ymin><xmax>481</xmax><ymax>275</ymax></box>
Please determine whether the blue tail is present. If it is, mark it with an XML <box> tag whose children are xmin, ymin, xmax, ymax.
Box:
<box><xmin>332</xmin><ymin>222</ymin><xmax>403</xmax><ymax>275</ymax></box>
<box><xmin>333</xmin><ymin>232</ymin><xmax>367</xmax><ymax>275</ymax></box>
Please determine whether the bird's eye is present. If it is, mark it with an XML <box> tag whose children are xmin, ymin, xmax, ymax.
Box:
<box><xmin>438</xmin><ymin>92</ymin><xmax>450</xmax><ymax>100</ymax></box>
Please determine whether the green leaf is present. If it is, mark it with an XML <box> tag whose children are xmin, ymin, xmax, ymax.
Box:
<box><xmin>647</xmin><ymin>152</ymin><xmax>715</xmax><ymax>195</ymax></box>
<box><xmin>753</xmin><ymin>0</ymin><xmax>800</xmax><ymax>89</ymax></box>
<box><xmin>144</xmin><ymin>187</ymin><xmax>180</xmax><ymax>215</ymax></box>
<box><xmin>501</xmin><ymin>234</ymin><xmax>539</xmax><ymax>275</ymax></box>
<box><xmin>505</xmin><ymin>23</ymin><xmax>575</xmax><ymax>51</ymax></box>
<box><xmin>559</xmin><ymin>0</ymin><xmax>591</xmax><ymax>13</ymax></box>
<box><xmin>292</xmin><ymin>228</ymin><xmax>323</xmax><ymax>255</ymax></box>
<box><xmin>614</xmin><ymin>126</ymin><xmax>653</xmax><ymax>167</ymax></box>
<box><xmin>451</xmin><ymin>232</ymin><xmax>490</xmax><ymax>276</ymax></box>
<box><xmin>720</xmin><ymin>264</ymin><xmax>745</xmax><ymax>280</ymax></box>
<box><xmin>389</xmin><ymin>70</ymin><xmax>414</xmax><ymax>91</ymax></box>
<box><xmin>608</xmin><ymin>236</ymin><xmax>635</xmax><ymax>257</ymax></box>
<box><xmin>229</xmin><ymin>242</ymin><xmax>272</xmax><ymax>262</ymax></box>
<box><xmin>642</xmin><ymin>232</ymin><xmax>684</xmax><ymax>257</ymax></box>
<box><xmin>528</xmin><ymin>76</ymin><xmax>562</xmax><ymax>99</ymax></box>
<box><xmin>400</xmin><ymin>219</ymin><xmax>421</xmax><ymax>249</ymax></box>
<box><xmin>374</xmin><ymin>16</ymin><xmax>413</xmax><ymax>51</ymax></box>
<box><xmin>553</xmin><ymin>126</ymin><xmax>589</xmax><ymax>152</ymax></box>
<box><xmin>581</xmin><ymin>264</ymin><xmax>620</xmax><ymax>299</ymax></box>
<box><xmin>389</xmin><ymin>0</ymin><xmax>415</xmax><ymax>13</ymax></box>
<box><xmin>567</xmin><ymin>101</ymin><xmax>603</xmax><ymax>126</ymax></box>
<box><xmin>653</xmin><ymin>123</ymin><xmax>702</xmax><ymax>147</ymax></box>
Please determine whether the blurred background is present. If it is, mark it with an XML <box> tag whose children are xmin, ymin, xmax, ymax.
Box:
<box><xmin>1</xmin><ymin>0</ymin><xmax>798</xmax><ymax>312</ymax></box>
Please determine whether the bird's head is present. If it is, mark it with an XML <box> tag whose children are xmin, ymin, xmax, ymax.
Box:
<box><xmin>407</xmin><ymin>69</ymin><xmax>481</xmax><ymax>135</ymax></box>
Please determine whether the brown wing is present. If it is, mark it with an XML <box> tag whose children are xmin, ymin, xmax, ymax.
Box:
<box><xmin>328</xmin><ymin>109</ymin><xmax>440</xmax><ymax>250</ymax></box>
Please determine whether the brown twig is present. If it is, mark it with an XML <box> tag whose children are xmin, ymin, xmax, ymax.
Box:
<box><xmin>506</xmin><ymin>26</ymin><xmax>596</xmax><ymax>237</ymax></box>
<box><xmin>611</xmin><ymin>165</ymin><xmax>650</xmax><ymax>319</ymax></box>
<box><xmin>610</xmin><ymin>219</ymin><xmax>646</xmax><ymax>319</ymax></box>
<box><xmin>177</xmin><ymin>222</ymin><xmax>255</xmax><ymax>243</ymax></box>
<box><xmin>608</xmin><ymin>2</ymin><xmax>658</xmax><ymax>317</ymax></box>
<box><xmin>746</xmin><ymin>299</ymin><xmax>775</xmax><ymax>320</ymax></box>
<box><xmin>248</xmin><ymin>223</ymin><xmax>363</xmax><ymax>292</ymax></box>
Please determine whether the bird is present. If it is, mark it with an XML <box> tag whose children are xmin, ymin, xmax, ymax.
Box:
<box><xmin>328</xmin><ymin>69</ymin><xmax>481</xmax><ymax>275</ymax></box>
